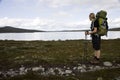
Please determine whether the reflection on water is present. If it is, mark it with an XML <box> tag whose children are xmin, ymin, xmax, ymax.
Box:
<box><xmin>0</xmin><ymin>31</ymin><xmax>119</xmax><ymax>41</ymax></box>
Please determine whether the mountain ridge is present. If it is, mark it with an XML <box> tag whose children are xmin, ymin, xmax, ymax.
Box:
<box><xmin>109</xmin><ymin>27</ymin><xmax>120</xmax><ymax>31</ymax></box>
<box><xmin>0</xmin><ymin>26</ymin><xmax>44</xmax><ymax>33</ymax></box>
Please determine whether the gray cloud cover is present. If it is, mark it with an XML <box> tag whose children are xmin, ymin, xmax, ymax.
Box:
<box><xmin>38</xmin><ymin>0</ymin><xmax>120</xmax><ymax>9</ymax></box>
<box><xmin>0</xmin><ymin>0</ymin><xmax>120</xmax><ymax>30</ymax></box>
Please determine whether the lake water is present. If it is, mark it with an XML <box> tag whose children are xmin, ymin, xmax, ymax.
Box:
<box><xmin>0</xmin><ymin>31</ymin><xmax>120</xmax><ymax>41</ymax></box>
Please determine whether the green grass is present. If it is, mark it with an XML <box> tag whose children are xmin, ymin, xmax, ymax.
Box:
<box><xmin>0</xmin><ymin>39</ymin><xmax>120</xmax><ymax>80</ymax></box>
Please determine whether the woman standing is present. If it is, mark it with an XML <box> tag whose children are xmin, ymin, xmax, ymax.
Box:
<box><xmin>85</xmin><ymin>13</ymin><xmax>101</xmax><ymax>64</ymax></box>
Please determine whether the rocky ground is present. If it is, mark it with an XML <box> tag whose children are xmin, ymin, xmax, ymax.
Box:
<box><xmin>0</xmin><ymin>62</ymin><xmax>120</xmax><ymax>80</ymax></box>
<box><xmin>0</xmin><ymin>40</ymin><xmax>120</xmax><ymax>80</ymax></box>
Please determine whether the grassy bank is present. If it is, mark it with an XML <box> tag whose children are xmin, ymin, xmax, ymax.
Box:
<box><xmin>0</xmin><ymin>39</ymin><xmax>120</xmax><ymax>80</ymax></box>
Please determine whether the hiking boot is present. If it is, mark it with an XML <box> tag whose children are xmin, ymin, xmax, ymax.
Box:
<box><xmin>90</xmin><ymin>56</ymin><xmax>100</xmax><ymax>64</ymax></box>
<box><xmin>90</xmin><ymin>59</ymin><xmax>100</xmax><ymax>64</ymax></box>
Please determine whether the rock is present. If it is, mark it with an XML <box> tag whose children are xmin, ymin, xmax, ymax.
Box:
<box><xmin>103</xmin><ymin>61</ymin><xmax>113</xmax><ymax>67</ymax></box>
<box><xmin>19</xmin><ymin>65</ymin><xmax>26</xmax><ymax>75</ymax></box>
<box><xmin>65</xmin><ymin>70</ymin><xmax>72</xmax><ymax>74</ymax></box>
<box><xmin>73</xmin><ymin>67</ymin><xmax>77</xmax><ymax>70</ymax></box>
<box><xmin>82</xmin><ymin>64</ymin><xmax>86</xmax><ymax>68</ymax></box>
<box><xmin>32</xmin><ymin>66</ymin><xmax>45</xmax><ymax>72</ymax></box>
<box><xmin>47</xmin><ymin>68</ymin><xmax>55</xmax><ymax>75</ymax></box>
<box><xmin>77</xmin><ymin>66</ymin><xmax>83</xmax><ymax>70</ymax></box>
<box><xmin>19</xmin><ymin>65</ymin><xmax>25</xmax><ymax>71</ymax></box>
<box><xmin>32</xmin><ymin>67</ymin><xmax>40</xmax><ymax>71</ymax></box>
<box><xmin>94</xmin><ymin>66</ymin><xmax>102</xmax><ymax>70</ymax></box>
<box><xmin>67</xmin><ymin>67</ymin><xmax>70</xmax><ymax>69</ymax></box>
<box><xmin>39</xmin><ymin>66</ymin><xmax>45</xmax><ymax>72</ymax></box>
<box><xmin>81</xmin><ymin>68</ymin><xmax>86</xmax><ymax>72</ymax></box>
<box><xmin>55</xmin><ymin>68</ymin><xmax>64</xmax><ymax>75</ymax></box>
<box><xmin>89</xmin><ymin>65</ymin><xmax>94</xmax><ymax>70</ymax></box>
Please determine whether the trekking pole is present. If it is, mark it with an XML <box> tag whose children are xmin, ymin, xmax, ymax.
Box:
<box><xmin>83</xmin><ymin>31</ymin><xmax>88</xmax><ymax>64</ymax></box>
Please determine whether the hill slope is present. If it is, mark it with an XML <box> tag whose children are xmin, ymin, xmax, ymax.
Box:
<box><xmin>0</xmin><ymin>26</ymin><xmax>44</xmax><ymax>33</ymax></box>
<box><xmin>109</xmin><ymin>27</ymin><xmax>120</xmax><ymax>31</ymax></box>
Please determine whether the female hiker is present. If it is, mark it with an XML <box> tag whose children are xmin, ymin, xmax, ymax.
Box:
<box><xmin>85</xmin><ymin>13</ymin><xmax>101</xmax><ymax>64</ymax></box>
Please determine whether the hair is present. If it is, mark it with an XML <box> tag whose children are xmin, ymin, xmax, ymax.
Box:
<box><xmin>89</xmin><ymin>13</ymin><xmax>95</xmax><ymax>19</ymax></box>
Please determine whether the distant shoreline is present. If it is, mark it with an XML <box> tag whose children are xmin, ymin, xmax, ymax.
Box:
<box><xmin>0</xmin><ymin>38</ymin><xmax>120</xmax><ymax>42</ymax></box>
<box><xmin>0</xmin><ymin>30</ymin><xmax>119</xmax><ymax>33</ymax></box>
<box><xmin>0</xmin><ymin>26</ymin><xmax>120</xmax><ymax>33</ymax></box>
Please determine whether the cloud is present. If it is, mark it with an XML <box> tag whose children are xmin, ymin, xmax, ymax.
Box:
<box><xmin>0</xmin><ymin>17</ymin><xmax>90</xmax><ymax>30</ymax></box>
<box><xmin>0</xmin><ymin>17</ymin><xmax>120</xmax><ymax>31</ymax></box>
<box><xmin>53</xmin><ymin>11</ymin><xmax>73</xmax><ymax>18</ymax></box>
<box><xmin>0</xmin><ymin>0</ymin><xmax>120</xmax><ymax>30</ymax></box>
<box><xmin>109</xmin><ymin>18</ymin><xmax>120</xmax><ymax>28</ymax></box>
<box><xmin>37</xmin><ymin>0</ymin><xmax>120</xmax><ymax>10</ymax></box>
<box><xmin>0</xmin><ymin>17</ymin><xmax>53</xmax><ymax>29</ymax></box>
<box><xmin>6</xmin><ymin>0</ymin><xmax>120</xmax><ymax>11</ymax></box>
<box><xmin>38</xmin><ymin>0</ymin><xmax>71</xmax><ymax>8</ymax></box>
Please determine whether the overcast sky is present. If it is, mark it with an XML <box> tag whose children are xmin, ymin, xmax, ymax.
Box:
<box><xmin>0</xmin><ymin>0</ymin><xmax>120</xmax><ymax>31</ymax></box>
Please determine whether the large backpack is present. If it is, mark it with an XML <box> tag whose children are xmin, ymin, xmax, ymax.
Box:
<box><xmin>96</xmin><ymin>10</ymin><xmax>108</xmax><ymax>36</ymax></box>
